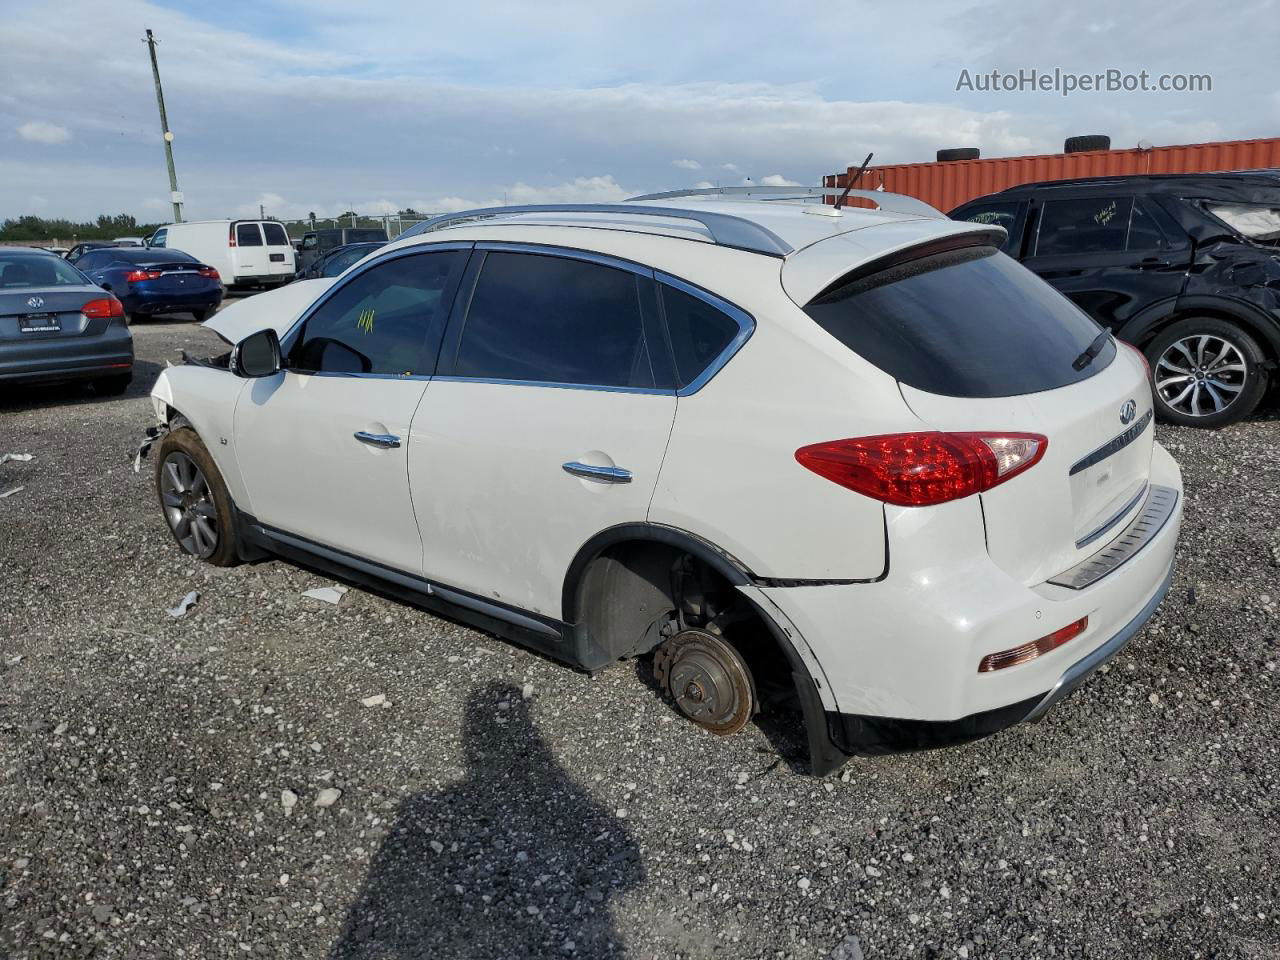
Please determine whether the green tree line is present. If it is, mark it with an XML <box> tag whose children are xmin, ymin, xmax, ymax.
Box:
<box><xmin>0</xmin><ymin>213</ymin><xmax>165</xmax><ymax>242</ymax></box>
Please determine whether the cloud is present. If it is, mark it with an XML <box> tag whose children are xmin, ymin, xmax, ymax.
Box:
<box><xmin>721</xmin><ymin>163</ymin><xmax>739</xmax><ymax>172</ymax></box>
<box><xmin>17</xmin><ymin>121</ymin><xmax>70</xmax><ymax>144</ymax></box>
<box><xmin>693</xmin><ymin>180</ymin><xmax>714</xmax><ymax>189</ymax></box>
<box><xmin>672</xmin><ymin>158</ymin><xmax>701</xmax><ymax>170</ymax></box>
<box><xmin>758</xmin><ymin>174</ymin><xmax>802</xmax><ymax>186</ymax></box>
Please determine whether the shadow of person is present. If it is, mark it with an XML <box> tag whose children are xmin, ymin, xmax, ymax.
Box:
<box><xmin>331</xmin><ymin>683</ymin><xmax>645</xmax><ymax>960</ymax></box>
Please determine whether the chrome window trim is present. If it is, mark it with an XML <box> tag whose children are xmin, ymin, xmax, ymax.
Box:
<box><xmin>431</xmin><ymin>375</ymin><xmax>672</xmax><ymax>396</ymax></box>
<box><xmin>472</xmin><ymin>241</ymin><xmax>655</xmax><ymax>278</ymax></box>
<box><xmin>278</xmin><ymin>240</ymin><xmax>476</xmax><ymax>365</ymax></box>
<box><xmin>655</xmin><ymin>271</ymin><xmax>756</xmax><ymax>397</ymax></box>
<box><xmin>1068</xmin><ymin>407</ymin><xmax>1153</xmax><ymax>476</ymax></box>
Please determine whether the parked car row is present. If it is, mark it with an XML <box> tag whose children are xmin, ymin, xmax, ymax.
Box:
<box><xmin>951</xmin><ymin>171</ymin><xmax>1280</xmax><ymax>427</ymax></box>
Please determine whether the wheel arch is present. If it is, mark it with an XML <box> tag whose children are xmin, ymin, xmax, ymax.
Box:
<box><xmin>1118</xmin><ymin>294</ymin><xmax>1280</xmax><ymax>363</ymax></box>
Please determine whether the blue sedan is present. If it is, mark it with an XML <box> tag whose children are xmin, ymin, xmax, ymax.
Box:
<box><xmin>71</xmin><ymin>247</ymin><xmax>223</xmax><ymax>323</ymax></box>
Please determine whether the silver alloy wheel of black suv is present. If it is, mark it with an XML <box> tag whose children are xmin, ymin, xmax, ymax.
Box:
<box><xmin>1145</xmin><ymin>317</ymin><xmax>1270</xmax><ymax>428</ymax></box>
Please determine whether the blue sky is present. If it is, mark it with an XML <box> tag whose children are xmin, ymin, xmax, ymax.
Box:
<box><xmin>2</xmin><ymin>0</ymin><xmax>1276</xmax><ymax>222</ymax></box>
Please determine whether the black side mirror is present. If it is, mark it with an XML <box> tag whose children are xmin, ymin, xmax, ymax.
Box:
<box><xmin>230</xmin><ymin>328</ymin><xmax>282</xmax><ymax>378</ymax></box>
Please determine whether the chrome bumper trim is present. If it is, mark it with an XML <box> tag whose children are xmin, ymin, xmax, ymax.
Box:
<box><xmin>1024</xmin><ymin>562</ymin><xmax>1174</xmax><ymax>722</ymax></box>
<box><xmin>1048</xmin><ymin>484</ymin><xmax>1179</xmax><ymax>590</ymax></box>
<box><xmin>1074</xmin><ymin>481</ymin><xmax>1149</xmax><ymax>550</ymax></box>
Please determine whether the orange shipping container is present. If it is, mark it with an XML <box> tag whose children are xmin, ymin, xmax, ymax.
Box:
<box><xmin>824</xmin><ymin>137</ymin><xmax>1280</xmax><ymax>213</ymax></box>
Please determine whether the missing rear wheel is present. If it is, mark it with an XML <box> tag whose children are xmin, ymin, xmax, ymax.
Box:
<box><xmin>653</xmin><ymin>629</ymin><xmax>756</xmax><ymax>736</ymax></box>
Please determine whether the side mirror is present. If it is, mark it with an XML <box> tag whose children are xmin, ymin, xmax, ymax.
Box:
<box><xmin>230</xmin><ymin>328</ymin><xmax>282</xmax><ymax>378</ymax></box>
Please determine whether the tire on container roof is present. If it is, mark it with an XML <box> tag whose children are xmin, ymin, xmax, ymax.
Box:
<box><xmin>1064</xmin><ymin>135</ymin><xmax>1111</xmax><ymax>154</ymax></box>
<box><xmin>936</xmin><ymin>147</ymin><xmax>980</xmax><ymax>162</ymax></box>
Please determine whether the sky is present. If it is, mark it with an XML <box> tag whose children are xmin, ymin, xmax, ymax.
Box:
<box><xmin>1</xmin><ymin>0</ymin><xmax>1277</xmax><ymax>223</ymax></box>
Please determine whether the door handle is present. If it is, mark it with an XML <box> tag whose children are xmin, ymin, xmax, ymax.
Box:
<box><xmin>562</xmin><ymin>461</ymin><xmax>632</xmax><ymax>483</ymax></box>
<box><xmin>354</xmin><ymin>431</ymin><xmax>401</xmax><ymax>449</ymax></box>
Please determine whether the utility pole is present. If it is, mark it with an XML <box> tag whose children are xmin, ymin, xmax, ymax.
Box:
<box><xmin>144</xmin><ymin>29</ymin><xmax>183</xmax><ymax>223</ymax></box>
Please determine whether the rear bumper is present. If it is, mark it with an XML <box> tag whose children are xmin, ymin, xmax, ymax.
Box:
<box><xmin>761</xmin><ymin>441</ymin><xmax>1183</xmax><ymax>756</ymax></box>
<box><xmin>229</xmin><ymin>274</ymin><xmax>292</xmax><ymax>287</ymax></box>
<box><xmin>0</xmin><ymin>326</ymin><xmax>133</xmax><ymax>384</ymax></box>
<box><xmin>124</xmin><ymin>287</ymin><xmax>222</xmax><ymax>315</ymax></box>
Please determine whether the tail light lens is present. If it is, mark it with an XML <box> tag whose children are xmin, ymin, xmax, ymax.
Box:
<box><xmin>795</xmin><ymin>432</ymin><xmax>1047</xmax><ymax>507</ymax></box>
<box><xmin>82</xmin><ymin>297</ymin><xmax>124</xmax><ymax>319</ymax></box>
<box><xmin>228</xmin><ymin>223</ymin><xmax>237</xmax><ymax>247</ymax></box>
<box><xmin>125</xmin><ymin>269</ymin><xmax>161</xmax><ymax>283</ymax></box>
<box><xmin>198</xmin><ymin>266</ymin><xmax>220</xmax><ymax>280</ymax></box>
<box><xmin>978</xmin><ymin>616</ymin><xmax>1088</xmax><ymax>673</ymax></box>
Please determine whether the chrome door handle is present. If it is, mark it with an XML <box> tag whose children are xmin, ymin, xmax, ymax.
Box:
<box><xmin>354</xmin><ymin>431</ymin><xmax>401</xmax><ymax>449</ymax></box>
<box><xmin>562</xmin><ymin>461</ymin><xmax>632</xmax><ymax>483</ymax></box>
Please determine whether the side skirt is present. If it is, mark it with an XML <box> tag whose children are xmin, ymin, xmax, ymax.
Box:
<box><xmin>239</xmin><ymin>516</ymin><xmax>589</xmax><ymax>667</ymax></box>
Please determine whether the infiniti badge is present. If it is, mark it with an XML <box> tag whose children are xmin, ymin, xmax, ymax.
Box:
<box><xmin>1119</xmin><ymin>399</ymin><xmax>1137</xmax><ymax>425</ymax></box>
<box><xmin>27</xmin><ymin>296</ymin><xmax>44</xmax><ymax>309</ymax></box>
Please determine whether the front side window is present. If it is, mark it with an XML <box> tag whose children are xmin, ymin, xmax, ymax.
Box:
<box><xmin>454</xmin><ymin>252</ymin><xmax>654</xmax><ymax>389</ymax></box>
<box><xmin>302</xmin><ymin>235</ymin><xmax>318</xmax><ymax>250</ymax></box>
<box><xmin>262</xmin><ymin>222</ymin><xmax>289</xmax><ymax>246</ymax></box>
<box><xmin>151</xmin><ymin>229</ymin><xmax>167</xmax><ymax>248</ymax></box>
<box><xmin>1035</xmin><ymin>197</ymin><xmax>1132</xmax><ymax>255</ymax></box>
<box><xmin>288</xmin><ymin>251</ymin><xmax>465</xmax><ymax>376</ymax></box>
<box><xmin>659</xmin><ymin>283</ymin><xmax>741</xmax><ymax>389</ymax></box>
<box><xmin>236</xmin><ymin>223</ymin><xmax>264</xmax><ymax>247</ymax></box>
<box><xmin>804</xmin><ymin>244</ymin><xmax>1111</xmax><ymax>398</ymax></box>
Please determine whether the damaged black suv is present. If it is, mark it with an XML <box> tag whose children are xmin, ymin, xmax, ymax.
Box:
<box><xmin>952</xmin><ymin>172</ymin><xmax>1280</xmax><ymax>427</ymax></box>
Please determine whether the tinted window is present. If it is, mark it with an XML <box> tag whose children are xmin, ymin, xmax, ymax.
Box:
<box><xmin>302</xmin><ymin>235</ymin><xmax>318</xmax><ymax>250</ymax></box>
<box><xmin>289</xmin><ymin>251</ymin><xmax>464</xmax><ymax>376</ymax></box>
<box><xmin>151</xmin><ymin>229</ymin><xmax>167</xmax><ymax>248</ymax></box>
<box><xmin>346</xmin><ymin>229</ymin><xmax>387</xmax><ymax>243</ymax></box>
<box><xmin>0</xmin><ymin>253</ymin><xmax>90</xmax><ymax>288</ymax></box>
<box><xmin>1035</xmin><ymin>197</ymin><xmax>1132</xmax><ymax>255</ymax></box>
<box><xmin>660</xmin><ymin>284</ymin><xmax>741</xmax><ymax>388</ymax></box>
<box><xmin>1126</xmin><ymin>200</ymin><xmax>1170</xmax><ymax>252</ymax></box>
<box><xmin>262</xmin><ymin>222</ymin><xmax>289</xmax><ymax>246</ymax></box>
<box><xmin>804</xmin><ymin>245</ymin><xmax>1112</xmax><ymax>398</ymax></box>
<box><xmin>455</xmin><ymin>252</ymin><xmax>653</xmax><ymax>389</ymax></box>
<box><xmin>236</xmin><ymin>223</ymin><xmax>263</xmax><ymax>247</ymax></box>
<box><xmin>322</xmin><ymin>246</ymin><xmax>376</xmax><ymax>277</ymax></box>
<box><xmin>74</xmin><ymin>251</ymin><xmax>109</xmax><ymax>271</ymax></box>
<box><xmin>954</xmin><ymin>201</ymin><xmax>1023</xmax><ymax>253</ymax></box>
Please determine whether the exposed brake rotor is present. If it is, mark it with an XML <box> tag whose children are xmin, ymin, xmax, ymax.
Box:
<box><xmin>654</xmin><ymin>629</ymin><xmax>755</xmax><ymax>736</ymax></box>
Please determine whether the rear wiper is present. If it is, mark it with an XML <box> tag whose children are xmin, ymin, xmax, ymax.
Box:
<box><xmin>1072</xmin><ymin>331</ymin><xmax>1112</xmax><ymax>371</ymax></box>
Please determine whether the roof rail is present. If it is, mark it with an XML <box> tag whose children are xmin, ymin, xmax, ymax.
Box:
<box><xmin>396</xmin><ymin>203</ymin><xmax>795</xmax><ymax>256</ymax></box>
<box><xmin>626</xmin><ymin>185</ymin><xmax>944</xmax><ymax>219</ymax></box>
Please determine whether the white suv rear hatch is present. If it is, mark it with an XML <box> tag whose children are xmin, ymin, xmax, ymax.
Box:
<box><xmin>797</xmin><ymin>232</ymin><xmax>1154</xmax><ymax>586</ymax></box>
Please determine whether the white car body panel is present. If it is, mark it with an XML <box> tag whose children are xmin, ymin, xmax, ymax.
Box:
<box><xmin>410</xmin><ymin>382</ymin><xmax>676</xmax><ymax>617</ymax></box>
<box><xmin>204</xmin><ymin>278</ymin><xmax>335</xmax><ymax>343</ymax></box>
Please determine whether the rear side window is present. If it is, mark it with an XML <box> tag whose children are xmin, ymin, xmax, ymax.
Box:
<box><xmin>288</xmin><ymin>251</ymin><xmax>466</xmax><ymax>376</ymax></box>
<box><xmin>805</xmin><ymin>245</ymin><xmax>1112</xmax><ymax>398</ymax></box>
<box><xmin>454</xmin><ymin>252</ymin><xmax>654</xmax><ymax>389</ymax></box>
<box><xmin>236</xmin><ymin>223</ymin><xmax>263</xmax><ymax>247</ymax></box>
<box><xmin>953</xmin><ymin>201</ymin><xmax>1023</xmax><ymax>253</ymax></box>
<box><xmin>262</xmin><ymin>222</ymin><xmax>289</xmax><ymax>246</ymax></box>
<box><xmin>1035</xmin><ymin>197</ymin><xmax>1131</xmax><ymax>255</ymax></box>
<box><xmin>659</xmin><ymin>283</ymin><xmax>741</xmax><ymax>388</ymax></box>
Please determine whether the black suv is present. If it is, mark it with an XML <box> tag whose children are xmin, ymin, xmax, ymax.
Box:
<box><xmin>951</xmin><ymin>173</ymin><xmax>1280</xmax><ymax>427</ymax></box>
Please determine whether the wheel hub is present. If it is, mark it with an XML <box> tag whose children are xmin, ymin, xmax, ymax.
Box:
<box><xmin>653</xmin><ymin>629</ymin><xmax>755</xmax><ymax>736</ymax></box>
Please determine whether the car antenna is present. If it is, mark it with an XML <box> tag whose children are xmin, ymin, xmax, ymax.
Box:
<box><xmin>833</xmin><ymin>153</ymin><xmax>875</xmax><ymax>211</ymax></box>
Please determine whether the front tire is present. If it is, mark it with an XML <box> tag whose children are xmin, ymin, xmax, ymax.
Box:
<box><xmin>1144</xmin><ymin>318</ymin><xmax>1269</xmax><ymax>428</ymax></box>
<box><xmin>154</xmin><ymin>426</ymin><xmax>240</xmax><ymax>566</ymax></box>
<box><xmin>191</xmin><ymin>308</ymin><xmax>209</xmax><ymax>323</ymax></box>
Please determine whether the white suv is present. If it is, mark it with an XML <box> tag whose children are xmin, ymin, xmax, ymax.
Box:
<box><xmin>145</xmin><ymin>188</ymin><xmax>1182</xmax><ymax>775</ymax></box>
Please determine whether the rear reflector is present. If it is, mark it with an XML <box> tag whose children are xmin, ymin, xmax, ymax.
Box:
<box><xmin>795</xmin><ymin>432</ymin><xmax>1047</xmax><ymax>506</ymax></box>
<box><xmin>82</xmin><ymin>297</ymin><xmax>124</xmax><ymax>319</ymax></box>
<box><xmin>978</xmin><ymin>616</ymin><xmax>1088</xmax><ymax>673</ymax></box>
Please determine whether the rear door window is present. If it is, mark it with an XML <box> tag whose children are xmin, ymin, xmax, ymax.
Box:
<box><xmin>804</xmin><ymin>244</ymin><xmax>1112</xmax><ymax>398</ymax></box>
<box><xmin>453</xmin><ymin>251</ymin><xmax>654</xmax><ymax>389</ymax></box>
<box><xmin>1034</xmin><ymin>197</ymin><xmax>1132</xmax><ymax>255</ymax></box>
<box><xmin>288</xmin><ymin>251</ymin><xmax>467</xmax><ymax>376</ymax></box>
<box><xmin>262</xmin><ymin>222</ymin><xmax>289</xmax><ymax>246</ymax></box>
<box><xmin>236</xmin><ymin>223</ymin><xmax>264</xmax><ymax>247</ymax></box>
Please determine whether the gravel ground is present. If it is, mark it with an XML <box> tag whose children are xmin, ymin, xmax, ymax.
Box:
<box><xmin>2</xmin><ymin>316</ymin><xmax>1278</xmax><ymax>960</ymax></box>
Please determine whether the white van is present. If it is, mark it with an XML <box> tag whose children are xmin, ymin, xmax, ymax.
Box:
<box><xmin>149</xmin><ymin>220</ymin><xmax>296</xmax><ymax>289</ymax></box>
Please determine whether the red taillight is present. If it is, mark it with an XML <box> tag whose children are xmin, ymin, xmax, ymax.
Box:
<box><xmin>228</xmin><ymin>224</ymin><xmax>236</xmax><ymax>247</ymax></box>
<box><xmin>1121</xmin><ymin>340</ymin><xmax>1151</xmax><ymax>380</ymax></box>
<box><xmin>198</xmin><ymin>266</ymin><xmax>220</xmax><ymax>280</ymax></box>
<box><xmin>795</xmin><ymin>432</ymin><xmax>1047</xmax><ymax>507</ymax></box>
<box><xmin>978</xmin><ymin>617</ymin><xmax>1088</xmax><ymax>673</ymax></box>
<box><xmin>124</xmin><ymin>269</ymin><xmax>161</xmax><ymax>283</ymax></box>
<box><xmin>82</xmin><ymin>297</ymin><xmax>124</xmax><ymax>319</ymax></box>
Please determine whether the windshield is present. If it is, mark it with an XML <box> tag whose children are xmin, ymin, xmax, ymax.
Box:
<box><xmin>0</xmin><ymin>253</ymin><xmax>89</xmax><ymax>289</ymax></box>
<box><xmin>804</xmin><ymin>244</ymin><xmax>1112</xmax><ymax>398</ymax></box>
<box><xmin>1205</xmin><ymin>202</ymin><xmax>1280</xmax><ymax>242</ymax></box>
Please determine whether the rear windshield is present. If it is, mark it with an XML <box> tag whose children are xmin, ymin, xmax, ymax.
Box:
<box><xmin>804</xmin><ymin>245</ymin><xmax>1113</xmax><ymax>398</ymax></box>
<box><xmin>346</xmin><ymin>229</ymin><xmax>387</xmax><ymax>243</ymax></box>
<box><xmin>262</xmin><ymin>222</ymin><xmax>290</xmax><ymax>246</ymax></box>
<box><xmin>0</xmin><ymin>253</ymin><xmax>88</xmax><ymax>289</ymax></box>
